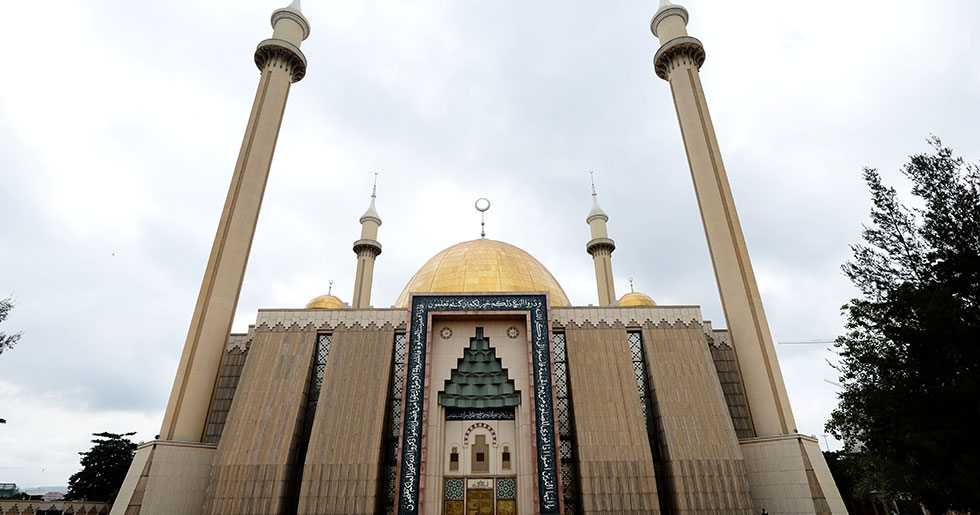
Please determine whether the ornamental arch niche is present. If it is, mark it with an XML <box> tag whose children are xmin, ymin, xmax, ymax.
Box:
<box><xmin>395</xmin><ymin>295</ymin><xmax>560</xmax><ymax>515</ymax></box>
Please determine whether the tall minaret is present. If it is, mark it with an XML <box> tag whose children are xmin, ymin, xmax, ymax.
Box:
<box><xmin>651</xmin><ymin>0</ymin><xmax>795</xmax><ymax>436</ymax></box>
<box><xmin>352</xmin><ymin>174</ymin><xmax>382</xmax><ymax>308</ymax></box>
<box><xmin>158</xmin><ymin>0</ymin><xmax>310</xmax><ymax>442</ymax></box>
<box><xmin>586</xmin><ymin>172</ymin><xmax>617</xmax><ymax>306</ymax></box>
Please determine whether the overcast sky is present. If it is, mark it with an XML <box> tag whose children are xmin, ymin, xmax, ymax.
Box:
<box><xmin>1</xmin><ymin>0</ymin><xmax>978</xmax><ymax>489</ymax></box>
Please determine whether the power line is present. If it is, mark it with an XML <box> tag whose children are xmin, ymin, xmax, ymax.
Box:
<box><xmin>778</xmin><ymin>339</ymin><xmax>834</xmax><ymax>345</ymax></box>
<box><xmin>824</xmin><ymin>379</ymin><xmax>843</xmax><ymax>388</ymax></box>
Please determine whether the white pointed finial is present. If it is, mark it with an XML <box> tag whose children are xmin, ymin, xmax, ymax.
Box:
<box><xmin>659</xmin><ymin>0</ymin><xmax>674</xmax><ymax>8</ymax></box>
<box><xmin>287</xmin><ymin>0</ymin><xmax>303</xmax><ymax>13</ymax></box>
<box><xmin>359</xmin><ymin>173</ymin><xmax>382</xmax><ymax>226</ymax></box>
<box><xmin>586</xmin><ymin>171</ymin><xmax>608</xmax><ymax>223</ymax></box>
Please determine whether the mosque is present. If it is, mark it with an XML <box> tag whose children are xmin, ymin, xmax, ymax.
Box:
<box><xmin>110</xmin><ymin>1</ymin><xmax>846</xmax><ymax>514</ymax></box>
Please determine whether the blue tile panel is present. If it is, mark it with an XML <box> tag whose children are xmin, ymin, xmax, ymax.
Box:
<box><xmin>444</xmin><ymin>478</ymin><xmax>464</xmax><ymax>500</ymax></box>
<box><xmin>496</xmin><ymin>477</ymin><xmax>516</xmax><ymax>499</ymax></box>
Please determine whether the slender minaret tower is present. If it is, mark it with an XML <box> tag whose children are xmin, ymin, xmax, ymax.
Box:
<box><xmin>586</xmin><ymin>172</ymin><xmax>617</xmax><ymax>306</ymax></box>
<box><xmin>650</xmin><ymin>1</ymin><xmax>795</xmax><ymax>436</ymax></box>
<box><xmin>352</xmin><ymin>174</ymin><xmax>382</xmax><ymax>308</ymax></box>
<box><xmin>158</xmin><ymin>0</ymin><xmax>310</xmax><ymax>442</ymax></box>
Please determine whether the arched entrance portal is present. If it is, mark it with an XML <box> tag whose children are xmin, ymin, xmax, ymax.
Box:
<box><xmin>438</xmin><ymin>327</ymin><xmax>521</xmax><ymax>515</ymax></box>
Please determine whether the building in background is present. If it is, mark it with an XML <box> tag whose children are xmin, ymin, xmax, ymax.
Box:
<box><xmin>0</xmin><ymin>484</ymin><xmax>16</xmax><ymax>498</ymax></box>
<box><xmin>111</xmin><ymin>1</ymin><xmax>845</xmax><ymax>513</ymax></box>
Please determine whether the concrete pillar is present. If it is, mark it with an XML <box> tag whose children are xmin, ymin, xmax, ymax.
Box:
<box><xmin>650</xmin><ymin>2</ymin><xmax>796</xmax><ymax>436</ymax></box>
<box><xmin>158</xmin><ymin>1</ymin><xmax>311</xmax><ymax>442</ymax></box>
<box><xmin>352</xmin><ymin>181</ymin><xmax>382</xmax><ymax>308</ymax></box>
<box><xmin>586</xmin><ymin>181</ymin><xmax>617</xmax><ymax>306</ymax></box>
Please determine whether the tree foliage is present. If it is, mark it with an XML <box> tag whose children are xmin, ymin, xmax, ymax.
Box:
<box><xmin>65</xmin><ymin>432</ymin><xmax>137</xmax><ymax>504</ymax></box>
<box><xmin>0</xmin><ymin>296</ymin><xmax>22</xmax><ymax>355</ymax></box>
<box><xmin>827</xmin><ymin>137</ymin><xmax>980</xmax><ymax>512</ymax></box>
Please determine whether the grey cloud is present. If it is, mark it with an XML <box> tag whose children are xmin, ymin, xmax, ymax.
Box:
<box><xmin>2</xmin><ymin>0</ymin><xmax>979</xmax><ymax>487</ymax></box>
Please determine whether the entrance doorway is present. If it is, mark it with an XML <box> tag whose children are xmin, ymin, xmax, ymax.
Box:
<box><xmin>465</xmin><ymin>488</ymin><xmax>493</xmax><ymax>515</ymax></box>
<box><xmin>442</xmin><ymin>477</ymin><xmax>516</xmax><ymax>515</ymax></box>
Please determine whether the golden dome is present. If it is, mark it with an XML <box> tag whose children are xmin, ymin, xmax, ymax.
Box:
<box><xmin>395</xmin><ymin>239</ymin><xmax>570</xmax><ymax>307</ymax></box>
<box><xmin>619</xmin><ymin>291</ymin><xmax>656</xmax><ymax>307</ymax></box>
<box><xmin>305</xmin><ymin>294</ymin><xmax>344</xmax><ymax>309</ymax></box>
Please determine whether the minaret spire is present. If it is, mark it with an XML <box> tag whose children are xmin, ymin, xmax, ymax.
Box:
<box><xmin>157</xmin><ymin>0</ymin><xmax>311</xmax><ymax>444</ymax></box>
<box><xmin>651</xmin><ymin>1</ymin><xmax>795</xmax><ymax>436</ymax></box>
<box><xmin>352</xmin><ymin>173</ymin><xmax>383</xmax><ymax>308</ymax></box>
<box><xmin>585</xmin><ymin>172</ymin><xmax>617</xmax><ymax>306</ymax></box>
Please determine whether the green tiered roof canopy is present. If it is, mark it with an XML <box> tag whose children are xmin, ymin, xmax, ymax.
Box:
<box><xmin>438</xmin><ymin>328</ymin><xmax>521</xmax><ymax>409</ymax></box>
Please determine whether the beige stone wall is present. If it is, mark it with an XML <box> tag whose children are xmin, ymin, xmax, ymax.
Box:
<box><xmin>642</xmin><ymin>322</ymin><xmax>755</xmax><ymax>513</ymax></box>
<box><xmin>296</xmin><ymin>325</ymin><xmax>394</xmax><ymax>514</ymax></box>
<box><xmin>442</xmin><ymin>420</ymin><xmax>517</xmax><ymax>477</ymax></box>
<box><xmin>203</xmin><ymin>329</ymin><xmax>317</xmax><ymax>515</ymax></box>
<box><xmin>110</xmin><ymin>442</ymin><xmax>153</xmax><ymax>515</ymax></box>
<box><xmin>802</xmin><ymin>438</ymin><xmax>848</xmax><ymax>514</ymax></box>
<box><xmin>564</xmin><ymin>325</ymin><xmax>661</xmax><ymax>513</ymax></box>
<box><xmin>552</xmin><ymin>306</ymin><xmax>708</xmax><ymax>330</ymax></box>
<box><xmin>740</xmin><ymin>435</ymin><xmax>847</xmax><ymax>515</ymax></box>
<box><xmin>256</xmin><ymin>307</ymin><xmax>409</xmax><ymax>330</ymax></box>
<box><xmin>202</xmin><ymin>345</ymin><xmax>248</xmax><ymax>445</ymax></box>
<box><xmin>1</xmin><ymin>500</ymin><xmax>110</xmax><ymax>514</ymax></box>
<box><xmin>708</xmin><ymin>334</ymin><xmax>756</xmax><ymax>438</ymax></box>
<box><xmin>110</xmin><ymin>440</ymin><xmax>215</xmax><ymax>515</ymax></box>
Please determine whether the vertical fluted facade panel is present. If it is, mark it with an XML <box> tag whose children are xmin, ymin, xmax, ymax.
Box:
<box><xmin>203</xmin><ymin>329</ymin><xmax>317</xmax><ymax>515</ymax></box>
<box><xmin>565</xmin><ymin>326</ymin><xmax>661</xmax><ymax>513</ymax></box>
<box><xmin>642</xmin><ymin>323</ymin><xmax>754</xmax><ymax>513</ymax></box>
<box><xmin>708</xmin><ymin>340</ymin><xmax>755</xmax><ymax>439</ymax></box>
<box><xmin>297</xmin><ymin>326</ymin><xmax>395</xmax><ymax>514</ymax></box>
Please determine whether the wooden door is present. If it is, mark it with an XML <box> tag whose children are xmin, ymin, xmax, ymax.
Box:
<box><xmin>465</xmin><ymin>488</ymin><xmax>494</xmax><ymax>515</ymax></box>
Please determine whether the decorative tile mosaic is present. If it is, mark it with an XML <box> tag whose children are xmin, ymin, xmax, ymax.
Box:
<box><xmin>496</xmin><ymin>477</ymin><xmax>516</xmax><ymax>499</ymax></box>
<box><xmin>444</xmin><ymin>478</ymin><xmax>464</xmax><ymax>500</ymax></box>
<box><xmin>396</xmin><ymin>294</ymin><xmax>559</xmax><ymax>515</ymax></box>
<box><xmin>552</xmin><ymin>333</ymin><xmax>580</xmax><ymax>512</ymax></box>
<box><xmin>381</xmin><ymin>333</ymin><xmax>408</xmax><ymax>514</ymax></box>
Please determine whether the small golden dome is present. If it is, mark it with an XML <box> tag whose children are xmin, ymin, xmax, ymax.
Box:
<box><xmin>395</xmin><ymin>239</ymin><xmax>570</xmax><ymax>307</ymax></box>
<box><xmin>305</xmin><ymin>294</ymin><xmax>344</xmax><ymax>309</ymax></box>
<box><xmin>619</xmin><ymin>291</ymin><xmax>656</xmax><ymax>307</ymax></box>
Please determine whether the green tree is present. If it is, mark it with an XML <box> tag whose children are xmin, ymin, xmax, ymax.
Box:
<box><xmin>0</xmin><ymin>296</ymin><xmax>20</xmax><ymax>425</ymax></box>
<box><xmin>0</xmin><ymin>296</ymin><xmax>22</xmax><ymax>355</ymax></box>
<box><xmin>827</xmin><ymin>137</ymin><xmax>980</xmax><ymax>512</ymax></box>
<box><xmin>65</xmin><ymin>432</ymin><xmax>137</xmax><ymax>504</ymax></box>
